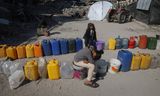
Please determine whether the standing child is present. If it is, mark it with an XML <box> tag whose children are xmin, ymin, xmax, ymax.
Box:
<box><xmin>83</xmin><ymin>23</ymin><xmax>97</xmax><ymax>47</ymax></box>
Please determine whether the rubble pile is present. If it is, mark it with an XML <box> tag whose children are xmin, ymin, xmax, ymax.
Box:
<box><xmin>62</xmin><ymin>5</ymin><xmax>90</xmax><ymax>18</ymax></box>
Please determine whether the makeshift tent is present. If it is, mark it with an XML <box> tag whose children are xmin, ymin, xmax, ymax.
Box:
<box><xmin>128</xmin><ymin>0</ymin><xmax>160</xmax><ymax>24</ymax></box>
<box><xmin>87</xmin><ymin>1</ymin><xmax>113</xmax><ymax>21</ymax></box>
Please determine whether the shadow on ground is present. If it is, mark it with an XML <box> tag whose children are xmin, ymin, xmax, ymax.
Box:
<box><xmin>0</xmin><ymin>1</ymin><xmax>87</xmax><ymax>45</ymax></box>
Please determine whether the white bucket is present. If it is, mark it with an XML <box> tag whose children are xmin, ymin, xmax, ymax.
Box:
<box><xmin>109</xmin><ymin>58</ymin><xmax>121</xmax><ymax>74</ymax></box>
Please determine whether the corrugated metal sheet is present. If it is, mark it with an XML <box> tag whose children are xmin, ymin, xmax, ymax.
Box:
<box><xmin>136</xmin><ymin>0</ymin><xmax>152</xmax><ymax>10</ymax></box>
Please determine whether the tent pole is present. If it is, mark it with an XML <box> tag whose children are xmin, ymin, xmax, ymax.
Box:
<box><xmin>102</xmin><ymin>0</ymin><xmax>103</xmax><ymax>21</ymax></box>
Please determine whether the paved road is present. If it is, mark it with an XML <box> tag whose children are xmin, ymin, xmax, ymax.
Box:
<box><xmin>0</xmin><ymin>20</ymin><xmax>160</xmax><ymax>96</ymax></box>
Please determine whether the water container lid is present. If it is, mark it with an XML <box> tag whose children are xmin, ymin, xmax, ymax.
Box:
<box><xmin>26</xmin><ymin>60</ymin><xmax>37</xmax><ymax>66</ymax></box>
<box><xmin>49</xmin><ymin>59</ymin><xmax>59</xmax><ymax>64</ymax></box>
<box><xmin>42</xmin><ymin>39</ymin><xmax>49</xmax><ymax>43</ymax></box>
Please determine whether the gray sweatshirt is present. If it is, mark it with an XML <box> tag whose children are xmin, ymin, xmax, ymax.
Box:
<box><xmin>74</xmin><ymin>47</ymin><xmax>94</xmax><ymax>64</ymax></box>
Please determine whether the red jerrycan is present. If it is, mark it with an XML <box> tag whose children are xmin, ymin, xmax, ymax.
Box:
<box><xmin>128</xmin><ymin>36</ymin><xmax>135</xmax><ymax>49</ymax></box>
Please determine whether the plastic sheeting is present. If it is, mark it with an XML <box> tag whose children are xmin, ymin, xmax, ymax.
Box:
<box><xmin>128</xmin><ymin>0</ymin><xmax>160</xmax><ymax>24</ymax></box>
<box><xmin>87</xmin><ymin>1</ymin><xmax>113</xmax><ymax>21</ymax></box>
<box><xmin>136</xmin><ymin>0</ymin><xmax>152</xmax><ymax>10</ymax></box>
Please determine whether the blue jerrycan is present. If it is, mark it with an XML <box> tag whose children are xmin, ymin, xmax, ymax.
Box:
<box><xmin>75</xmin><ymin>38</ymin><xmax>83</xmax><ymax>52</ymax></box>
<box><xmin>59</xmin><ymin>38</ymin><xmax>68</xmax><ymax>54</ymax></box>
<box><xmin>115</xmin><ymin>36</ymin><xmax>122</xmax><ymax>49</ymax></box>
<box><xmin>42</xmin><ymin>39</ymin><xmax>52</xmax><ymax>56</ymax></box>
<box><xmin>50</xmin><ymin>39</ymin><xmax>61</xmax><ymax>55</ymax></box>
<box><xmin>117</xmin><ymin>50</ymin><xmax>132</xmax><ymax>72</ymax></box>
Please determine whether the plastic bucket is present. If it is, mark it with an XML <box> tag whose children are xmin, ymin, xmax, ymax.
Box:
<box><xmin>96</xmin><ymin>40</ymin><xmax>105</xmax><ymax>51</ymax></box>
<box><xmin>109</xmin><ymin>58</ymin><xmax>121</xmax><ymax>74</ymax></box>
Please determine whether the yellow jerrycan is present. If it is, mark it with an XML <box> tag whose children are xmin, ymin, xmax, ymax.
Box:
<box><xmin>6</xmin><ymin>46</ymin><xmax>17</xmax><ymax>60</ymax></box>
<box><xmin>47</xmin><ymin>59</ymin><xmax>60</xmax><ymax>80</ymax></box>
<box><xmin>26</xmin><ymin>44</ymin><xmax>34</xmax><ymax>58</ymax></box>
<box><xmin>108</xmin><ymin>38</ymin><xmax>116</xmax><ymax>50</ymax></box>
<box><xmin>131</xmin><ymin>53</ymin><xmax>142</xmax><ymax>71</ymax></box>
<box><xmin>24</xmin><ymin>60</ymin><xmax>39</xmax><ymax>80</ymax></box>
<box><xmin>140</xmin><ymin>54</ymin><xmax>152</xmax><ymax>69</ymax></box>
<box><xmin>16</xmin><ymin>45</ymin><xmax>26</xmax><ymax>59</ymax></box>
<box><xmin>0</xmin><ymin>45</ymin><xmax>7</xmax><ymax>58</ymax></box>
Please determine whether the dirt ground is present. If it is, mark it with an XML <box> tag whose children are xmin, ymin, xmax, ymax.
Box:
<box><xmin>0</xmin><ymin>20</ymin><xmax>160</xmax><ymax>96</ymax></box>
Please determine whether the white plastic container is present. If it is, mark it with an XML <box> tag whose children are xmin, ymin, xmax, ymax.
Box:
<box><xmin>2</xmin><ymin>61</ymin><xmax>12</xmax><ymax>76</ymax></box>
<box><xmin>9</xmin><ymin>62</ymin><xmax>20</xmax><ymax>74</ymax></box>
<box><xmin>60</xmin><ymin>62</ymin><xmax>73</xmax><ymax>79</ymax></box>
<box><xmin>0</xmin><ymin>60</ymin><xmax>5</xmax><ymax>73</ymax></box>
<box><xmin>109</xmin><ymin>58</ymin><xmax>121</xmax><ymax>74</ymax></box>
<box><xmin>150</xmin><ymin>54</ymin><xmax>160</xmax><ymax>69</ymax></box>
<box><xmin>156</xmin><ymin>40</ymin><xmax>160</xmax><ymax>50</ymax></box>
<box><xmin>134</xmin><ymin>36</ymin><xmax>139</xmax><ymax>47</ymax></box>
<box><xmin>82</xmin><ymin>39</ymin><xmax>85</xmax><ymax>48</ymax></box>
<box><xmin>38</xmin><ymin>57</ymin><xmax>47</xmax><ymax>78</ymax></box>
<box><xmin>9</xmin><ymin>70</ymin><xmax>25</xmax><ymax>89</ymax></box>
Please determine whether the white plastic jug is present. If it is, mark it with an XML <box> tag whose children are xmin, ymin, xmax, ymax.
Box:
<box><xmin>0</xmin><ymin>60</ymin><xmax>5</xmax><ymax>73</ymax></box>
<box><xmin>2</xmin><ymin>61</ymin><xmax>12</xmax><ymax>76</ymax></box>
<box><xmin>60</xmin><ymin>62</ymin><xmax>73</xmax><ymax>79</ymax></box>
<box><xmin>38</xmin><ymin>57</ymin><xmax>47</xmax><ymax>78</ymax></box>
<box><xmin>9</xmin><ymin>62</ymin><xmax>20</xmax><ymax>74</ymax></box>
<box><xmin>156</xmin><ymin>40</ymin><xmax>160</xmax><ymax>50</ymax></box>
<box><xmin>9</xmin><ymin>70</ymin><xmax>25</xmax><ymax>89</ymax></box>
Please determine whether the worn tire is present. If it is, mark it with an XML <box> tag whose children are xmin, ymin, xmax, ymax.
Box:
<box><xmin>106</xmin><ymin>14</ymin><xmax>112</xmax><ymax>22</ymax></box>
<box><xmin>128</xmin><ymin>15</ymin><xmax>133</xmax><ymax>22</ymax></box>
<box><xmin>118</xmin><ymin>12</ymin><xmax>127</xmax><ymax>24</ymax></box>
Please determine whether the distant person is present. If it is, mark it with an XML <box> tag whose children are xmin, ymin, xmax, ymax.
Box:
<box><xmin>37</xmin><ymin>19</ymin><xmax>50</xmax><ymax>37</ymax></box>
<box><xmin>83</xmin><ymin>23</ymin><xmax>97</xmax><ymax>47</ymax></box>
<box><xmin>73</xmin><ymin>46</ymin><xmax>99</xmax><ymax>88</ymax></box>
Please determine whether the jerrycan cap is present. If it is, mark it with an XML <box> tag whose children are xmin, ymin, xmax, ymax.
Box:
<box><xmin>35</xmin><ymin>42</ymin><xmax>40</xmax><ymax>46</ymax></box>
<box><xmin>49</xmin><ymin>59</ymin><xmax>58</xmax><ymax>63</ymax></box>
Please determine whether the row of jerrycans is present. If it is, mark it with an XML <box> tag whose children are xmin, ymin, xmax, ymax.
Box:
<box><xmin>0</xmin><ymin>45</ymin><xmax>7</xmax><ymax>58</ymax></box>
<box><xmin>131</xmin><ymin>53</ymin><xmax>152</xmax><ymax>70</ymax></box>
<box><xmin>108</xmin><ymin>37</ymin><xmax>130</xmax><ymax>50</ymax></box>
<box><xmin>108</xmin><ymin>36</ymin><xmax>135</xmax><ymax>50</ymax></box>
<box><xmin>42</xmin><ymin>38</ymin><xmax>83</xmax><ymax>56</ymax></box>
<box><xmin>17</xmin><ymin>43</ymin><xmax>43</xmax><ymax>58</ymax></box>
<box><xmin>108</xmin><ymin>35</ymin><xmax>158</xmax><ymax>50</ymax></box>
<box><xmin>0</xmin><ymin>42</ymin><xmax>43</xmax><ymax>59</ymax></box>
<box><xmin>24</xmin><ymin>58</ymin><xmax>60</xmax><ymax>80</ymax></box>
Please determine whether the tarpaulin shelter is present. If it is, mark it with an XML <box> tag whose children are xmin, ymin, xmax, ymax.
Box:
<box><xmin>87</xmin><ymin>1</ymin><xmax>113</xmax><ymax>21</ymax></box>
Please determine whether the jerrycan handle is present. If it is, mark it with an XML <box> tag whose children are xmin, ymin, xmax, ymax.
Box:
<box><xmin>35</xmin><ymin>41</ymin><xmax>40</xmax><ymax>45</ymax></box>
<box><xmin>43</xmin><ymin>39</ymin><xmax>49</xmax><ymax>43</ymax></box>
<box><xmin>35</xmin><ymin>42</ymin><xmax>40</xmax><ymax>46</ymax></box>
<box><xmin>121</xmin><ymin>50</ymin><xmax>128</xmax><ymax>53</ymax></box>
<box><xmin>50</xmin><ymin>59</ymin><xmax>57</xmax><ymax>64</ymax></box>
<box><xmin>53</xmin><ymin>58</ymin><xmax>58</xmax><ymax>63</ymax></box>
<box><xmin>137</xmin><ymin>51</ymin><xmax>140</xmax><ymax>54</ymax></box>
